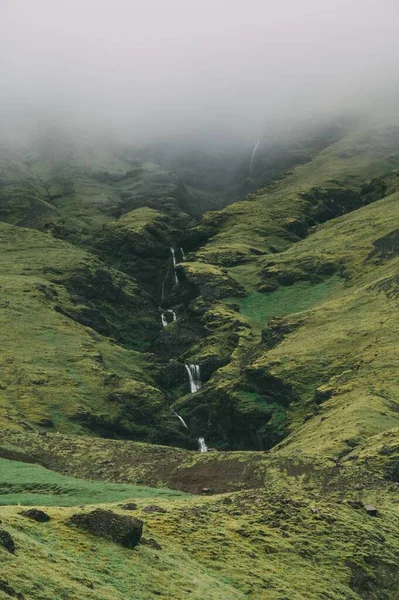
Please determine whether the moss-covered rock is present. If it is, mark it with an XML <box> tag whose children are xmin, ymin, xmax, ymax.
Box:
<box><xmin>69</xmin><ymin>509</ymin><xmax>143</xmax><ymax>548</ymax></box>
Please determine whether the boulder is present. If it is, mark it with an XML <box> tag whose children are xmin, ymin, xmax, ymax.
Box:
<box><xmin>19</xmin><ymin>509</ymin><xmax>51</xmax><ymax>523</ymax></box>
<box><xmin>0</xmin><ymin>529</ymin><xmax>15</xmax><ymax>553</ymax></box>
<box><xmin>140</xmin><ymin>537</ymin><xmax>162</xmax><ymax>550</ymax></box>
<box><xmin>143</xmin><ymin>505</ymin><xmax>167</xmax><ymax>514</ymax></box>
<box><xmin>68</xmin><ymin>509</ymin><xmax>143</xmax><ymax>548</ymax></box>
<box><xmin>118</xmin><ymin>503</ymin><xmax>138</xmax><ymax>511</ymax></box>
<box><xmin>364</xmin><ymin>504</ymin><xmax>378</xmax><ymax>517</ymax></box>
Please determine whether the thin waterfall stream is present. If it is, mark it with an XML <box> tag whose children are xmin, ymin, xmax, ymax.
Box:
<box><xmin>160</xmin><ymin>309</ymin><xmax>176</xmax><ymax>327</ymax></box>
<box><xmin>249</xmin><ymin>138</ymin><xmax>260</xmax><ymax>175</ymax></box>
<box><xmin>184</xmin><ymin>363</ymin><xmax>208</xmax><ymax>452</ymax></box>
<box><xmin>161</xmin><ymin>245</ymin><xmax>208</xmax><ymax>451</ymax></box>
<box><xmin>170</xmin><ymin>247</ymin><xmax>179</xmax><ymax>285</ymax></box>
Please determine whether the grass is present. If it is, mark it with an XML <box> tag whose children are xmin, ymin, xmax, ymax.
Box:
<box><xmin>1</xmin><ymin>443</ymin><xmax>399</xmax><ymax>599</ymax></box>
<box><xmin>235</xmin><ymin>276</ymin><xmax>343</xmax><ymax>333</ymax></box>
<box><xmin>0</xmin><ymin>458</ymin><xmax>187</xmax><ymax>506</ymax></box>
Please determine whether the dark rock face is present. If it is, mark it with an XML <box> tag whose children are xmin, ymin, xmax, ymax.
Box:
<box><xmin>261</xmin><ymin>317</ymin><xmax>305</xmax><ymax>350</ymax></box>
<box><xmin>19</xmin><ymin>509</ymin><xmax>51</xmax><ymax>522</ymax></box>
<box><xmin>0</xmin><ymin>529</ymin><xmax>15</xmax><ymax>553</ymax></box>
<box><xmin>69</xmin><ymin>509</ymin><xmax>143</xmax><ymax>548</ymax></box>
<box><xmin>314</xmin><ymin>387</ymin><xmax>334</xmax><ymax>405</ymax></box>
<box><xmin>143</xmin><ymin>505</ymin><xmax>167</xmax><ymax>514</ymax></box>
<box><xmin>369</xmin><ymin>229</ymin><xmax>399</xmax><ymax>263</ymax></box>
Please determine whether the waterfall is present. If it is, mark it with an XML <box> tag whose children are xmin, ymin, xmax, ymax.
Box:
<box><xmin>185</xmin><ymin>364</ymin><xmax>201</xmax><ymax>393</ymax></box>
<box><xmin>249</xmin><ymin>138</ymin><xmax>260</xmax><ymax>175</ymax></box>
<box><xmin>161</xmin><ymin>279</ymin><xmax>165</xmax><ymax>303</ymax></box>
<box><xmin>171</xmin><ymin>408</ymin><xmax>188</xmax><ymax>429</ymax></box>
<box><xmin>180</xmin><ymin>247</ymin><xmax>186</xmax><ymax>261</ymax></box>
<box><xmin>170</xmin><ymin>247</ymin><xmax>179</xmax><ymax>285</ymax></box>
<box><xmin>183</xmin><ymin>363</ymin><xmax>208</xmax><ymax>451</ymax></box>
<box><xmin>198</xmin><ymin>437</ymin><xmax>208</xmax><ymax>452</ymax></box>
<box><xmin>170</xmin><ymin>247</ymin><xmax>176</xmax><ymax>267</ymax></box>
<box><xmin>161</xmin><ymin>309</ymin><xmax>176</xmax><ymax>327</ymax></box>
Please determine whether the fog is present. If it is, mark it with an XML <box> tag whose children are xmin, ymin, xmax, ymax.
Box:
<box><xmin>1</xmin><ymin>0</ymin><xmax>399</xmax><ymax>144</ymax></box>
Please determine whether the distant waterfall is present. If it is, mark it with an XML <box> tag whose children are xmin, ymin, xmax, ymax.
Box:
<box><xmin>184</xmin><ymin>363</ymin><xmax>208</xmax><ymax>452</ymax></box>
<box><xmin>180</xmin><ymin>247</ymin><xmax>186</xmax><ymax>261</ymax></box>
<box><xmin>171</xmin><ymin>408</ymin><xmax>188</xmax><ymax>429</ymax></box>
<box><xmin>249</xmin><ymin>138</ymin><xmax>260</xmax><ymax>175</ymax></box>
<box><xmin>185</xmin><ymin>364</ymin><xmax>201</xmax><ymax>393</ymax></box>
<box><xmin>170</xmin><ymin>247</ymin><xmax>176</xmax><ymax>267</ymax></box>
<box><xmin>161</xmin><ymin>309</ymin><xmax>176</xmax><ymax>327</ymax></box>
<box><xmin>198</xmin><ymin>437</ymin><xmax>208</xmax><ymax>452</ymax></box>
<box><xmin>170</xmin><ymin>247</ymin><xmax>179</xmax><ymax>285</ymax></box>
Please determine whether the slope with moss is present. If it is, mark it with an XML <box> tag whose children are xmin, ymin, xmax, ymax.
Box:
<box><xmin>1</xmin><ymin>430</ymin><xmax>399</xmax><ymax>599</ymax></box>
<box><xmin>163</xmin><ymin>118</ymin><xmax>399</xmax><ymax>451</ymax></box>
<box><xmin>0</xmin><ymin>221</ymin><xmax>197</xmax><ymax>445</ymax></box>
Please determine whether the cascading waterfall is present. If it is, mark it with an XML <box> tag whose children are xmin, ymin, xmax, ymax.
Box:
<box><xmin>180</xmin><ymin>247</ymin><xmax>186</xmax><ymax>261</ymax></box>
<box><xmin>198</xmin><ymin>437</ymin><xmax>208</xmax><ymax>452</ymax></box>
<box><xmin>249</xmin><ymin>138</ymin><xmax>260</xmax><ymax>175</ymax></box>
<box><xmin>170</xmin><ymin>247</ymin><xmax>176</xmax><ymax>267</ymax></box>
<box><xmin>171</xmin><ymin>408</ymin><xmax>188</xmax><ymax>429</ymax></box>
<box><xmin>170</xmin><ymin>247</ymin><xmax>179</xmax><ymax>285</ymax></box>
<box><xmin>185</xmin><ymin>364</ymin><xmax>201</xmax><ymax>393</ymax></box>
<box><xmin>184</xmin><ymin>364</ymin><xmax>208</xmax><ymax>451</ymax></box>
<box><xmin>161</xmin><ymin>309</ymin><xmax>176</xmax><ymax>327</ymax></box>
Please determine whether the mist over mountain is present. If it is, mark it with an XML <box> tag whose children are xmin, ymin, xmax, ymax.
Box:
<box><xmin>2</xmin><ymin>2</ymin><xmax>399</xmax><ymax>599</ymax></box>
<box><xmin>1</xmin><ymin>0</ymin><xmax>399</xmax><ymax>143</ymax></box>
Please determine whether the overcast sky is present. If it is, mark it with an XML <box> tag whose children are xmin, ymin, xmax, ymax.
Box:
<box><xmin>1</xmin><ymin>0</ymin><xmax>398</xmax><ymax>141</ymax></box>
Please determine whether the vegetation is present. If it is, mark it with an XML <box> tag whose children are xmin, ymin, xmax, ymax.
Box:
<box><xmin>2</xmin><ymin>117</ymin><xmax>399</xmax><ymax>597</ymax></box>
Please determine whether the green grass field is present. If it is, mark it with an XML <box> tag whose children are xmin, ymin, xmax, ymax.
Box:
<box><xmin>0</xmin><ymin>458</ymin><xmax>187</xmax><ymax>506</ymax></box>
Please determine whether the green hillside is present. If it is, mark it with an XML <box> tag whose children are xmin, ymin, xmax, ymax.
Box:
<box><xmin>2</xmin><ymin>117</ymin><xmax>399</xmax><ymax>598</ymax></box>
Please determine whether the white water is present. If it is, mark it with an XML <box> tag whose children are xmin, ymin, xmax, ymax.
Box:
<box><xmin>249</xmin><ymin>138</ymin><xmax>260</xmax><ymax>175</ymax></box>
<box><xmin>161</xmin><ymin>309</ymin><xmax>176</xmax><ymax>327</ymax></box>
<box><xmin>171</xmin><ymin>408</ymin><xmax>188</xmax><ymax>429</ymax></box>
<box><xmin>170</xmin><ymin>247</ymin><xmax>179</xmax><ymax>285</ymax></box>
<box><xmin>180</xmin><ymin>247</ymin><xmax>186</xmax><ymax>261</ymax></box>
<box><xmin>184</xmin><ymin>364</ymin><xmax>208</xmax><ymax>451</ymax></box>
<box><xmin>185</xmin><ymin>363</ymin><xmax>201</xmax><ymax>393</ymax></box>
<box><xmin>198</xmin><ymin>437</ymin><xmax>208</xmax><ymax>452</ymax></box>
<box><xmin>170</xmin><ymin>247</ymin><xmax>176</xmax><ymax>266</ymax></box>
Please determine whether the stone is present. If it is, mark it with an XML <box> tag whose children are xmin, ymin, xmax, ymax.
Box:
<box><xmin>140</xmin><ymin>537</ymin><xmax>162</xmax><ymax>550</ymax></box>
<box><xmin>118</xmin><ymin>503</ymin><xmax>138</xmax><ymax>511</ymax></box>
<box><xmin>364</xmin><ymin>504</ymin><xmax>378</xmax><ymax>516</ymax></box>
<box><xmin>68</xmin><ymin>509</ymin><xmax>143</xmax><ymax>548</ymax></box>
<box><xmin>143</xmin><ymin>505</ymin><xmax>167</xmax><ymax>514</ymax></box>
<box><xmin>0</xmin><ymin>579</ymin><xmax>26</xmax><ymax>599</ymax></box>
<box><xmin>38</xmin><ymin>418</ymin><xmax>54</xmax><ymax>428</ymax></box>
<box><xmin>0</xmin><ymin>529</ymin><xmax>15</xmax><ymax>553</ymax></box>
<box><xmin>236</xmin><ymin>529</ymin><xmax>250</xmax><ymax>538</ymax></box>
<box><xmin>19</xmin><ymin>509</ymin><xmax>51</xmax><ymax>523</ymax></box>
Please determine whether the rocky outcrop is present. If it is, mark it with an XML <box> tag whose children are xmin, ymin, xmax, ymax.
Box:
<box><xmin>19</xmin><ymin>509</ymin><xmax>51</xmax><ymax>522</ymax></box>
<box><xmin>0</xmin><ymin>529</ymin><xmax>15</xmax><ymax>553</ymax></box>
<box><xmin>68</xmin><ymin>509</ymin><xmax>143</xmax><ymax>548</ymax></box>
<box><xmin>176</xmin><ymin>263</ymin><xmax>246</xmax><ymax>302</ymax></box>
<box><xmin>143</xmin><ymin>505</ymin><xmax>167</xmax><ymax>514</ymax></box>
